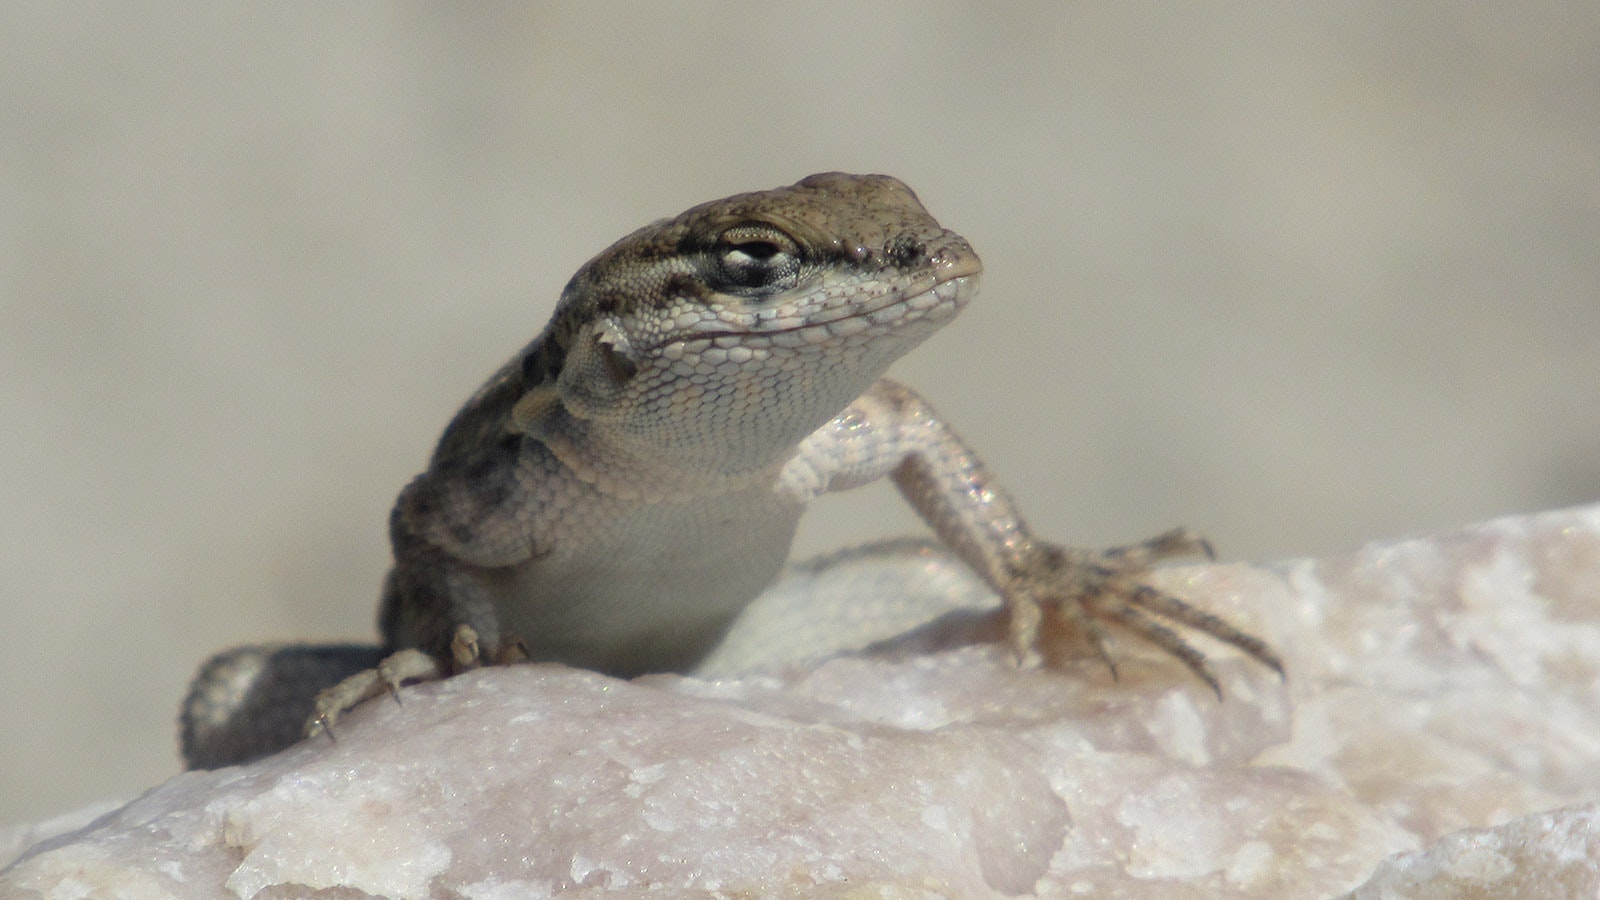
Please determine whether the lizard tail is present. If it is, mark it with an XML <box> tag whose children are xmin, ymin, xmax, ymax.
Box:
<box><xmin>179</xmin><ymin>643</ymin><xmax>385</xmax><ymax>770</ymax></box>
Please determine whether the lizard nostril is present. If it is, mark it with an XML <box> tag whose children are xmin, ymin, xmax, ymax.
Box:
<box><xmin>887</xmin><ymin>237</ymin><xmax>926</xmax><ymax>269</ymax></box>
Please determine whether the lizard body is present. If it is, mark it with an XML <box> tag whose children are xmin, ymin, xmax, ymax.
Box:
<box><xmin>180</xmin><ymin>173</ymin><xmax>1279</xmax><ymax>769</ymax></box>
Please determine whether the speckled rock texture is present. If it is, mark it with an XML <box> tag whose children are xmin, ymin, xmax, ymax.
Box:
<box><xmin>5</xmin><ymin>504</ymin><xmax>1600</xmax><ymax>898</ymax></box>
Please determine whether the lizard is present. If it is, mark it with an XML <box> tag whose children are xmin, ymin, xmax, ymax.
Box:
<box><xmin>179</xmin><ymin>172</ymin><xmax>1281</xmax><ymax>770</ymax></box>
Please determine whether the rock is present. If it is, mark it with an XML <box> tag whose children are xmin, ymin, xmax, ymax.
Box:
<box><xmin>5</xmin><ymin>504</ymin><xmax>1600</xmax><ymax>898</ymax></box>
<box><xmin>1340</xmin><ymin>804</ymin><xmax>1600</xmax><ymax>898</ymax></box>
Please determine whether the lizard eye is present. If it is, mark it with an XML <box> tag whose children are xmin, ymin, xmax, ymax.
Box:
<box><xmin>714</xmin><ymin>225</ymin><xmax>801</xmax><ymax>294</ymax></box>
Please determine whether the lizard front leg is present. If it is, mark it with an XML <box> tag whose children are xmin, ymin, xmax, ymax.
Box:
<box><xmin>303</xmin><ymin>569</ymin><xmax>505</xmax><ymax>740</ymax></box>
<box><xmin>306</xmin><ymin>441</ymin><xmax>545</xmax><ymax>738</ymax></box>
<box><xmin>783</xmin><ymin>378</ymin><xmax>1282</xmax><ymax>693</ymax></box>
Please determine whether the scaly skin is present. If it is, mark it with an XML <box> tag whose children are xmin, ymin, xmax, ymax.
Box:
<box><xmin>180</xmin><ymin>173</ymin><xmax>1280</xmax><ymax>770</ymax></box>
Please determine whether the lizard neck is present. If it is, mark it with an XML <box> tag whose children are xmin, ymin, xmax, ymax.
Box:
<box><xmin>525</xmin><ymin>402</ymin><xmax>788</xmax><ymax>502</ymax></box>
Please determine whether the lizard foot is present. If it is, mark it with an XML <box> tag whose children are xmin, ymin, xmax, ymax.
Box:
<box><xmin>1007</xmin><ymin>527</ymin><xmax>1283</xmax><ymax>696</ymax></box>
<box><xmin>304</xmin><ymin>624</ymin><xmax>484</xmax><ymax>740</ymax></box>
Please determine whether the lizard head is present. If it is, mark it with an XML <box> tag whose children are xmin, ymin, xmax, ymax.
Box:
<box><xmin>514</xmin><ymin>173</ymin><xmax>982</xmax><ymax>478</ymax></box>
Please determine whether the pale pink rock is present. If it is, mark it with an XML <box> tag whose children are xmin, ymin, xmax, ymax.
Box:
<box><xmin>1341</xmin><ymin>804</ymin><xmax>1600</xmax><ymax>898</ymax></box>
<box><xmin>5</xmin><ymin>504</ymin><xmax>1600</xmax><ymax>898</ymax></box>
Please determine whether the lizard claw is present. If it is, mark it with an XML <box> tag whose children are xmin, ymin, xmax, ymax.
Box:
<box><xmin>496</xmin><ymin>634</ymin><xmax>531</xmax><ymax>665</ymax></box>
<box><xmin>303</xmin><ymin>625</ymin><xmax>492</xmax><ymax>741</ymax></box>
<box><xmin>1101</xmin><ymin>526</ymin><xmax>1215</xmax><ymax>566</ymax></box>
<box><xmin>1006</xmin><ymin>531</ymin><xmax>1282</xmax><ymax>696</ymax></box>
<box><xmin>304</xmin><ymin>648</ymin><xmax>446</xmax><ymax>740</ymax></box>
<box><xmin>450</xmin><ymin>624</ymin><xmax>483</xmax><ymax>671</ymax></box>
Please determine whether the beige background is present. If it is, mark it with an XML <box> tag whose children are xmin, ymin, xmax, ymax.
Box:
<box><xmin>2</xmin><ymin>4</ymin><xmax>1596</xmax><ymax>826</ymax></box>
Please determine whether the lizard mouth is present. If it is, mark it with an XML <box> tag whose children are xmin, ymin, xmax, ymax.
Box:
<box><xmin>668</xmin><ymin>272</ymin><xmax>980</xmax><ymax>353</ymax></box>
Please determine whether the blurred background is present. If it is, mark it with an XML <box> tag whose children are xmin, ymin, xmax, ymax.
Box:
<box><xmin>2</xmin><ymin>3</ymin><xmax>1596</xmax><ymax>826</ymax></box>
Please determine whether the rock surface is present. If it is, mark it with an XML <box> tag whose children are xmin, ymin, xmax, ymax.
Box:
<box><xmin>6</xmin><ymin>504</ymin><xmax>1600</xmax><ymax>898</ymax></box>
